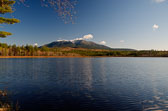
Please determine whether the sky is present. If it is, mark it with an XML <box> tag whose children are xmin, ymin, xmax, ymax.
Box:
<box><xmin>1</xmin><ymin>0</ymin><xmax>168</xmax><ymax>50</ymax></box>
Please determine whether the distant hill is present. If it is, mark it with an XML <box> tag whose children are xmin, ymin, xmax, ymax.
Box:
<box><xmin>42</xmin><ymin>40</ymin><xmax>135</xmax><ymax>51</ymax></box>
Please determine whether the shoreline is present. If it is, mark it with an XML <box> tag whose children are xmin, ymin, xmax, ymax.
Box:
<box><xmin>0</xmin><ymin>56</ymin><xmax>167</xmax><ymax>58</ymax></box>
<box><xmin>0</xmin><ymin>56</ymin><xmax>89</xmax><ymax>58</ymax></box>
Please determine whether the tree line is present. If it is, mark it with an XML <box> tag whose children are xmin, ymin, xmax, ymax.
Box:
<box><xmin>1</xmin><ymin>42</ymin><xmax>168</xmax><ymax>57</ymax></box>
<box><xmin>0</xmin><ymin>43</ymin><xmax>51</xmax><ymax>56</ymax></box>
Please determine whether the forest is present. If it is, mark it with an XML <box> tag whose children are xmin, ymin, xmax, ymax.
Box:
<box><xmin>0</xmin><ymin>43</ymin><xmax>168</xmax><ymax>57</ymax></box>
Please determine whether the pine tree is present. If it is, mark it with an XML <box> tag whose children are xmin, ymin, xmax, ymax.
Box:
<box><xmin>0</xmin><ymin>0</ymin><xmax>20</xmax><ymax>38</ymax></box>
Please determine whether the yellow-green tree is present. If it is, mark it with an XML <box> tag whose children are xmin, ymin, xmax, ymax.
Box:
<box><xmin>0</xmin><ymin>0</ymin><xmax>20</xmax><ymax>38</ymax></box>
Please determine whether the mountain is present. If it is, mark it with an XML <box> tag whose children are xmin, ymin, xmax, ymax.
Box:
<box><xmin>42</xmin><ymin>40</ymin><xmax>135</xmax><ymax>51</ymax></box>
<box><xmin>43</xmin><ymin>40</ymin><xmax>111</xmax><ymax>50</ymax></box>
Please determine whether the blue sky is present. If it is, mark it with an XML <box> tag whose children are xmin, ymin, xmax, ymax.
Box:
<box><xmin>1</xmin><ymin>0</ymin><xmax>168</xmax><ymax>50</ymax></box>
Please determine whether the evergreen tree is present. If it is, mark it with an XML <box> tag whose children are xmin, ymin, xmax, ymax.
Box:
<box><xmin>0</xmin><ymin>0</ymin><xmax>20</xmax><ymax>38</ymax></box>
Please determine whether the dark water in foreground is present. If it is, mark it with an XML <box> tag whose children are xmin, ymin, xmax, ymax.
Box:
<box><xmin>0</xmin><ymin>58</ymin><xmax>168</xmax><ymax>111</ymax></box>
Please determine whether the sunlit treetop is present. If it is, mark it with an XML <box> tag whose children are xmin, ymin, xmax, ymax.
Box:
<box><xmin>0</xmin><ymin>17</ymin><xmax>20</xmax><ymax>24</ymax></box>
<box><xmin>0</xmin><ymin>31</ymin><xmax>12</xmax><ymax>38</ymax></box>
<box><xmin>0</xmin><ymin>0</ymin><xmax>20</xmax><ymax>38</ymax></box>
<box><xmin>0</xmin><ymin>0</ymin><xmax>15</xmax><ymax>14</ymax></box>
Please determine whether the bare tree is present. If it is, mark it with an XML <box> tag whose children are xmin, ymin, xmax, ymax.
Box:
<box><xmin>17</xmin><ymin>0</ymin><xmax>77</xmax><ymax>23</ymax></box>
<box><xmin>0</xmin><ymin>0</ymin><xmax>77</xmax><ymax>38</ymax></box>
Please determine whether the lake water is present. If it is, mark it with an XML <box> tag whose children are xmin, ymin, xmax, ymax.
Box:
<box><xmin>0</xmin><ymin>58</ymin><xmax>168</xmax><ymax>111</ymax></box>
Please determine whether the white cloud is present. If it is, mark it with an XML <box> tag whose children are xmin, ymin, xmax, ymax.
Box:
<box><xmin>57</xmin><ymin>34</ymin><xmax>94</xmax><ymax>42</ymax></box>
<box><xmin>83</xmin><ymin>34</ymin><xmax>93</xmax><ymax>40</ymax></box>
<box><xmin>153</xmin><ymin>0</ymin><xmax>166</xmax><ymax>3</ymax></box>
<box><xmin>120</xmin><ymin>40</ymin><xmax>125</xmax><ymax>43</ymax></box>
<box><xmin>100</xmin><ymin>41</ymin><xmax>106</xmax><ymax>45</ymax></box>
<box><xmin>34</xmin><ymin>43</ymin><xmax>38</xmax><ymax>46</ymax></box>
<box><xmin>73</xmin><ymin>34</ymin><xmax>93</xmax><ymax>41</ymax></box>
<box><xmin>74</xmin><ymin>38</ymin><xmax>84</xmax><ymax>41</ymax></box>
<box><xmin>153</xmin><ymin>24</ymin><xmax>159</xmax><ymax>30</ymax></box>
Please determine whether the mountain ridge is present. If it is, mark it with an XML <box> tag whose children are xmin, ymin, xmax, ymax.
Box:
<box><xmin>42</xmin><ymin>40</ymin><xmax>135</xmax><ymax>51</ymax></box>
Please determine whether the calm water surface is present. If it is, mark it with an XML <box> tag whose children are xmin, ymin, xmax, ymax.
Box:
<box><xmin>0</xmin><ymin>58</ymin><xmax>168</xmax><ymax>111</ymax></box>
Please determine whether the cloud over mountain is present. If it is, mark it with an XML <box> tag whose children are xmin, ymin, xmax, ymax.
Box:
<box><xmin>57</xmin><ymin>34</ymin><xmax>94</xmax><ymax>42</ymax></box>
<box><xmin>100</xmin><ymin>41</ymin><xmax>106</xmax><ymax>45</ymax></box>
<box><xmin>153</xmin><ymin>24</ymin><xmax>159</xmax><ymax>30</ymax></box>
<box><xmin>83</xmin><ymin>34</ymin><xmax>93</xmax><ymax>40</ymax></box>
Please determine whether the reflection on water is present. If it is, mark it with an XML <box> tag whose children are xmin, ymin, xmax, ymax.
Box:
<box><xmin>0</xmin><ymin>58</ymin><xmax>168</xmax><ymax>110</ymax></box>
<box><xmin>142</xmin><ymin>70</ymin><xmax>168</xmax><ymax>111</ymax></box>
<box><xmin>142</xmin><ymin>89</ymin><xmax>168</xmax><ymax>111</ymax></box>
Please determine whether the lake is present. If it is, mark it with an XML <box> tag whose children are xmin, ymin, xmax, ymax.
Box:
<box><xmin>0</xmin><ymin>57</ymin><xmax>167</xmax><ymax>111</ymax></box>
